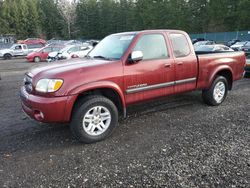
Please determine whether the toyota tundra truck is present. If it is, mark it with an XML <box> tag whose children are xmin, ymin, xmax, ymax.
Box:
<box><xmin>20</xmin><ymin>30</ymin><xmax>246</xmax><ymax>143</ymax></box>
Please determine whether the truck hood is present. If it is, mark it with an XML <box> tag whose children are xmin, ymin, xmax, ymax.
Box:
<box><xmin>28</xmin><ymin>58</ymin><xmax>116</xmax><ymax>78</ymax></box>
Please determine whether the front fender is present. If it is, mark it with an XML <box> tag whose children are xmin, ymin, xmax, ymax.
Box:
<box><xmin>68</xmin><ymin>81</ymin><xmax>126</xmax><ymax>109</ymax></box>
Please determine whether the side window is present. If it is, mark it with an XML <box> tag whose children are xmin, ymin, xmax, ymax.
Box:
<box><xmin>23</xmin><ymin>45</ymin><xmax>27</xmax><ymax>49</ymax></box>
<box><xmin>170</xmin><ymin>33</ymin><xmax>190</xmax><ymax>58</ymax></box>
<box><xmin>15</xmin><ymin>45</ymin><xmax>22</xmax><ymax>50</ymax></box>
<box><xmin>134</xmin><ymin>34</ymin><xmax>168</xmax><ymax>60</ymax></box>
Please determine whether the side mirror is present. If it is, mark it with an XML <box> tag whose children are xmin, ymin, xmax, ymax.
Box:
<box><xmin>129</xmin><ymin>51</ymin><xmax>143</xmax><ymax>63</ymax></box>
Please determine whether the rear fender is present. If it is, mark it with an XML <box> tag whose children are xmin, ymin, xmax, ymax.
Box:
<box><xmin>208</xmin><ymin>65</ymin><xmax>233</xmax><ymax>89</ymax></box>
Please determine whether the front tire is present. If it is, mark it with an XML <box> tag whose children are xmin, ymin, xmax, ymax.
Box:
<box><xmin>70</xmin><ymin>95</ymin><xmax>118</xmax><ymax>143</ymax></box>
<box><xmin>202</xmin><ymin>76</ymin><xmax>228</xmax><ymax>106</ymax></box>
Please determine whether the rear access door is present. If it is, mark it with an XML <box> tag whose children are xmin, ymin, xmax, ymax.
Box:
<box><xmin>169</xmin><ymin>33</ymin><xmax>198</xmax><ymax>93</ymax></box>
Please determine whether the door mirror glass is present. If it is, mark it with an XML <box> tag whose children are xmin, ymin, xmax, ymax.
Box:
<box><xmin>130</xmin><ymin>51</ymin><xmax>143</xmax><ymax>63</ymax></box>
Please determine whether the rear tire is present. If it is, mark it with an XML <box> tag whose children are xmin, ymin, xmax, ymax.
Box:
<box><xmin>3</xmin><ymin>53</ymin><xmax>12</xmax><ymax>60</ymax></box>
<box><xmin>202</xmin><ymin>76</ymin><xmax>228</xmax><ymax>106</ymax></box>
<box><xmin>34</xmin><ymin>56</ymin><xmax>41</xmax><ymax>63</ymax></box>
<box><xmin>70</xmin><ymin>95</ymin><xmax>118</xmax><ymax>143</ymax></box>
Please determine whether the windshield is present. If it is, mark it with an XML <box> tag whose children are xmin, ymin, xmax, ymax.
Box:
<box><xmin>59</xmin><ymin>46</ymin><xmax>74</xmax><ymax>53</ymax></box>
<box><xmin>88</xmin><ymin>34</ymin><xmax>135</xmax><ymax>60</ymax></box>
<box><xmin>10</xmin><ymin>45</ymin><xmax>17</xmax><ymax>50</ymax></box>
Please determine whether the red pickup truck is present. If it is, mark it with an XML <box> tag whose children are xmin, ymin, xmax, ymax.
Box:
<box><xmin>20</xmin><ymin>30</ymin><xmax>246</xmax><ymax>143</ymax></box>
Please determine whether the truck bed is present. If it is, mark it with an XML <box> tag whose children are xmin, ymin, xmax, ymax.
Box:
<box><xmin>196</xmin><ymin>51</ymin><xmax>246</xmax><ymax>89</ymax></box>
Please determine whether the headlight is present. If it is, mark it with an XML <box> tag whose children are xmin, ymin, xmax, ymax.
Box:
<box><xmin>36</xmin><ymin>79</ymin><xmax>63</xmax><ymax>93</ymax></box>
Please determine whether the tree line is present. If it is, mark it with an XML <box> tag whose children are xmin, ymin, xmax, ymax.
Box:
<box><xmin>0</xmin><ymin>0</ymin><xmax>250</xmax><ymax>40</ymax></box>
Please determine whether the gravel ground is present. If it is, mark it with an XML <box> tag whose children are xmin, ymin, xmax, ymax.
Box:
<box><xmin>0</xmin><ymin>58</ymin><xmax>249</xmax><ymax>188</ymax></box>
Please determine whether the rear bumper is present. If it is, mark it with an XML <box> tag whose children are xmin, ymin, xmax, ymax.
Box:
<box><xmin>20</xmin><ymin>87</ymin><xmax>77</xmax><ymax>123</ymax></box>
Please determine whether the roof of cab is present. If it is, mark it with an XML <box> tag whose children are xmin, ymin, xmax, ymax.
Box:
<box><xmin>111</xmin><ymin>29</ymin><xmax>186</xmax><ymax>36</ymax></box>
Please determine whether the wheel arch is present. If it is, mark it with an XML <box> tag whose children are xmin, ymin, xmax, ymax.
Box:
<box><xmin>209</xmin><ymin>66</ymin><xmax>233</xmax><ymax>90</ymax></box>
<box><xmin>69</xmin><ymin>82</ymin><xmax>126</xmax><ymax>119</ymax></box>
<box><xmin>3</xmin><ymin>53</ymin><xmax>12</xmax><ymax>59</ymax></box>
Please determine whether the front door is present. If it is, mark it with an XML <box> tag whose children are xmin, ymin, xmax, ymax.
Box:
<box><xmin>124</xmin><ymin>33</ymin><xmax>175</xmax><ymax>105</ymax></box>
<box><xmin>41</xmin><ymin>47</ymin><xmax>52</xmax><ymax>61</ymax></box>
<box><xmin>13</xmin><ymin>45</ymin><xmax>23</xmax><ymax>56</ymax></box>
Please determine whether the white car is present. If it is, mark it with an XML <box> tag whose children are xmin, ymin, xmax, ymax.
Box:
<box><xmin>0</xmin><ymin>44</ymin><xmax>30</xmax><ymax>59</ymax></box>
<box><xmin>231</xmin><ymin>41</ymin><xmax>248</xmax><ymax>51</ymax></box>
<box><xmin>47</xmin><ymin>45</ymin><xmax>93</xmax><ymax>61</ymax></box>
<box><xmin>193</xmin><ymin>41</ymin><xmax>216</xmax><ymax>47</ymax></box>
<box><xmin>195</xmin><ymin>44</ymin><xmax>234</xmax><ymax>52</ymax></box>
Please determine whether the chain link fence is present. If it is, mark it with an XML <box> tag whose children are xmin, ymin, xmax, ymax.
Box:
<box><xmin>190</xmin><ymin>30</ymin><xmax>250</xmax><ymax>43</ymax></box>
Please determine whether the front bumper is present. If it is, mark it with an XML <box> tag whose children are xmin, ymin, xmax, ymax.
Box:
<box><xmin>20</xmin><ymin>87</ymin><xmax>77</xmax><ymax>123</ymax></box>
<box><xmin>26</xmin><ymin>56</ymin><xmax>34</xmax><ymax>62</ymax></box>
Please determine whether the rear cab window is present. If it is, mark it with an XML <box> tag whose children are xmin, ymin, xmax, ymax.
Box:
<box><xmin>134</xmin><ymin>34</ymin><xmax>169</xmax><ymax>60</ymax></box>
<box><xmin>170</xmin><ymin>33</ymin><xmax>191</xmax><ymax>58</ymax></box>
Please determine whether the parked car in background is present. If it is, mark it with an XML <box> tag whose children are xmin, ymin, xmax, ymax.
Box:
<box><xmin>227</xmin><ymin>39</ymin><xmax>241</xmax><ymax>47</ymax></box>
<box><xmin>245</xmin><ymin>60</ymin><xmax>250</xmax><ymax>76</ymax></box>
<box><xmin>195</xmin><ymin>44</ymin><xmax>234</xmax><ymax>52</ymax></box>
<box><xmin>241</xmin><ymin>41</ymin><xmax>250</xmax><ymax>57</ymax></box>
<box><xmin>47</xmin><ymin>45</ymin><xmax>93</xmax><ymax>62</ymax></box>
<box><xmin>230</xmin><ymin>41</ymin><xmax>248</xmax><ymax>51</ymax></box>
<box><xmin>193</xmin><ymin>40</ymin><xmax>215</xmax><ymax>47</ymax></box>
<box><xmin>65</xmin><ymin>40</ymin><xmax>83</xmax><ymax>45</ymax></box>
<box><xmin>86</xmin><ymin>40</ymin><xmax>100</xmax><ymax>47</ymax></box>
<box><xmin>27</xmin><ymin>43</ymin><xmax>45</xmax><ymax>50</ymax></box>
<box><xmin>18</xmin><ymin>38</ymin><xmax>47</xmax><ymax>45</ymax></box>
<box><xmin>0</xmin><ymin>44</ymin><xmax>30</xmax><ymax>59</ymax></box>
<box><xmin>26</xmin><ymin>46</ymin><xmax>64</xmax><ymax>63</ymax></box>
<box><xmin>192</xmin><ymin>38</ymin><xmax>205</xmax><ymax>44</ymax></box>
<box><xmin>20</xmin><ymin>29</ymin><xmax>246</xmax><ymax>143</ymax></box>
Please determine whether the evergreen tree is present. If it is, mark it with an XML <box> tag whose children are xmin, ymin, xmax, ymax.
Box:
<box><xmin>0</xmin><ymin>0</ymin><xmax>250</xmax><ymax>39</ymax></box>
<box><xmin>38</xmin><ymin>0</ymin><xmax>67</xmax><ymax>39</ymax></box>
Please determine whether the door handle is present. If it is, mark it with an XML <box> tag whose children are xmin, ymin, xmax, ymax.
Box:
<box><xmin>177</xmin><ymin>62</ymin><xmax>183</xmax><ymax>65</ymax></box>
<box><xmin>164</xmin><ymin>63</ymin><xmax>171</xmax><ymax>68</ymax></box>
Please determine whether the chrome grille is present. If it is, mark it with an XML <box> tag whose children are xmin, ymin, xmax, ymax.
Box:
<box><xmin>24</xmin><ymin>74</ymin><xmax>33</xmax><ymax>93</ymax></box>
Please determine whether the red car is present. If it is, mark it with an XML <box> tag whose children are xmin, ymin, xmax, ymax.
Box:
<box><xmin>20</xmin><ymin>30</ymin><xmax>246</xmax><ymax>143</ymax></box>
<box><xmin>18</xmin><ymin>38</ymin><xmax>47</xmax><ymax>45</ymax></box>
<box><xmin>26</xmin><ymin>46</ymin><xmax>63</xmax><ymax>62</ymax></box>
